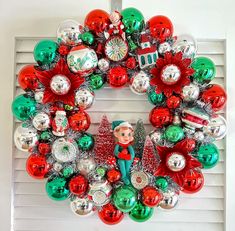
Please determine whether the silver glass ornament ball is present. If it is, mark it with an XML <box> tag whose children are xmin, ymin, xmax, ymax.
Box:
<box><xmin>34</xmin><ymin>90</ymin><xmax>44</xmax><ymax>103</ymax></box>
<box><xmin>75</xmin><ymin>88</ymin><xmax>94</xmax><ymax>109</ymax></box>
<box><xmin>70</xmin><ymin>197</ymin><xmax>94</xmax><ymax>217</ymax></box>
<box><xmin>129</xmin><ymin>71</ymin><xmax>150</xmax><ymax>95</ymax></box>
<box><xmin>57</xmin><ymin>19</ymin><xmax>83</xmax><ymax>46</ymax></box>
<box><xmin>158</xmin><ymin>42</ymin><xmax>172</xmax><ymax>55</ymax></box>
<box><xmin>203</xmin><ymin>115</ymin><xmax>227</xmax><ymax>140</ymax></box>
<box><xmin>14</xmin><ymin>124</ymin><xmax>38</xmax><ymax>152</ymax></box>
<box><xmin>98</xmin><ymin>58</ymin><xmax>110</xmax><ymax>72</ymax></box>
<box><xmin>172</xmin><ymin>34</ymin><xmax>197</xmax><ymax>59</ymax></box>
<box><xmin>166</xmin><ymin>152</ymin><xmax>186</xmax><ymax>172</ymax></box>
<box><xmin>194</xmin><ymin>131</ymin><xmax>205</xmax><ymax>142</ymax></box>
<box><xmin>52</xmin><ymin>138</ymin><xmax>77</xmax><ymax>163</ymax></box>
<box><xmin>50</xmin><ymin>74</ymin><xmax>71</xmax><ymax>95</ymax></box>
<box><xmin>77</xmin><ymin>157</ymin><xmax>96</xmax><ymax>176</ymax></box>
<box><xmin>182</xmin><ymin>83</ymin><xmax>200</xmax><ymax>102</ymax></box>
<box><xmin>149</xmin><ymin>129</ymin><xmax>163</xmax><ymax>145</ymax></box>
<box><xmin>159</xmin><ymin>189</ymin><xmax>179</xmax><ymax>210</ymax></box>
<box><xmin>32</xmin><ymin>112</ymin><xmax>50</xmax><ymax>131</ymax></box>
<box><xmin>161</xmin><ymin>64</ymin><xmax>181</xmax><ymax>85</ymax></box>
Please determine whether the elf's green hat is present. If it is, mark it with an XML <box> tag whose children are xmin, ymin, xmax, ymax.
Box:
<box><xmin>112</xmin><ymin>120</ymin><xmax>133</xmax><ymax>131</ymax></box>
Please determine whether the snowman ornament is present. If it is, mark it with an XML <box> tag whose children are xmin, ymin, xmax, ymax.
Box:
<box><xmin>52</xmin><ymin>110</ymin><xmax>69</xmax><ymax>136</ymax></box>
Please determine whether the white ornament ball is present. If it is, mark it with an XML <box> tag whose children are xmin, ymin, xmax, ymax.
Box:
<box><xmin>160</xmin><ymin>189</ymin><xmax>179</xmax><ymax>210</ymax></box>
<box><xmin>98</xmin><ymin>58</ymin><xmax>110</xmax><ymax>72</ymax></box>
<box><xmin>70</xmin><ymin>197</ymin><xmax>94</xmax><ymax>217</ymax></box>
<box><xmin>52</xmin><ymin>138</ymin><xmax>77</xmax><ymax>163</ymax></box>
<box><xmin>67</xmin><ymin>45</ymin><xmax>98</xmax><ymax>76</ymax></box>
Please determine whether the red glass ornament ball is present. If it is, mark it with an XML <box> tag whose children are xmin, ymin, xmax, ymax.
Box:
<box><xmin>126</xmin><ymin>57</ymin><xmax>137</xmax><ymax>70</ymax></box>
<box><xmin>108</xmin><ymin>66</ymin><xmax>128</xmax><ymax>88</ymax></box>
<box><xmin>149</xmin><ymin>107</ymin><xmax>173</xmax><ymax>128</ymax></box>
<box><xmin>84</xmin><ymin>9</ymin><xmax>110</xmax><ymax>35</ymax></box>
<box><xmin>69</xmin><ymin>174</ymin><xmax>88</xmax><ymax>197</ymax></box>
<box><xmin>141</xmin><ymin>186</ymin><xmax>162</xmax><ymax>207</ymax></box>
<box><xmin>18</xmin><ymin>65</ymin><xmax>39</xmax><ymax>90</ymax></box>
<box><xmin>107</xmin><ymin>168</ymin><xmax>121</xmax><ymax>183</ymax></box>
<box><xmin>182</xmin><ymin>169</ymin><xmax>204</xmax><ymax>194</ymax></box>
<box><xmin>38</xmin><ymin>143</ymin><xmax>51</xmax><ymax>155</ymax></box>
<box><xmin>58</xmin><ymin>45</ymin><xmax>70</xmax><ymax>56</ymax></box>
<box><xmin>181</xmin><ymin>138</ymin><xmax>196</xmax><ymax>153</ymax></box>
<box><xmin>98</xmin><ymin>202</ymin><xmax>124</xmax><ymax>225</ymax></box>
<box><xmin>69</xmin><ymin>111</ymin><xmax>91</xmax><ymax>132</ymax></box>
<box><xmin>148</xmin><ymin>15</ymin><xmax>174</xmax><ymax>42</ymax></box>
<box><xmin>166</xmin><ymin>95</ymin><xmax>181</xmax><ymax>109</ymax></box>
<box><xmin>201</xmin><ymin>84</ymin><xmax>227</xmax><ymax>112</ymax></box>
<box><xmin>26</xmin><ymin>154</ymin><xmax>51</xmax><ymax>179</ymax></box>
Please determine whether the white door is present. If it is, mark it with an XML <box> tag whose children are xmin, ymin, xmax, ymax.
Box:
<box><xmin>1</xmin><ymin>0</ymin><xmax>235</xmax><ymax>231</ymax></box>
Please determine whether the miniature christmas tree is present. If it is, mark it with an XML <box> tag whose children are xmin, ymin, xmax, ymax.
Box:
<box><xmin>94</xmin><ymin>115</ymin><xmax>116</xmax><ymax>164</ymax></box>
<box><xmin>133</xmin><ymin>119</ymin><xmax>146</xmax><ymax>158</ymax></box>
<box><xmin>142</xmin><ymin>136</ymin><xmax>159</xmax><ymax>175</ymax></box>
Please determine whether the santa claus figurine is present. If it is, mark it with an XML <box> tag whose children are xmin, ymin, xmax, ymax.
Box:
<box><xmin>112</xmin><ymin>120</ymin><xmax>135</xmax><ymax>185</ymax></box>
<box><xmin>104</xmin><ymin>11</ymin><xmax>126</xmax><ymax>40</ymax></box>
<box><xmin>52</xmin><ymin>110</ymin><xmax>69</xmax><ymax>136</ymax></box>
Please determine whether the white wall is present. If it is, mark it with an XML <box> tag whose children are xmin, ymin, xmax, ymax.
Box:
<box><xmin>1</xmin><ymin>0</ymin><xmax>235</xmax><ymax>230</ymax></box>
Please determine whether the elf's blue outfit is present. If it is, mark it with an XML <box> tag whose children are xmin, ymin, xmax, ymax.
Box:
<box><xmin>112</xmin><ymin>120</ymin><xmax>135</xmax><ymax>185</ymax></box>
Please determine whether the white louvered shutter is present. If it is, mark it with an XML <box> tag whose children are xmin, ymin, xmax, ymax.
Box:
<box><xmin>13</xmin><ymin>38</ymin><xmax>225</xmax><ymax>231</ymax></box>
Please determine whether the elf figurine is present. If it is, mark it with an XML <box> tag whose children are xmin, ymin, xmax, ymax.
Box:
<box><xmin>112</xmin><ymin>120</ymin><xmax>135</xmax><ymax>185</ymax></box>
<box><xmin>104</xmin><ymin>11</ymin><xmax>126</xmax><ymax>40</ymax></box>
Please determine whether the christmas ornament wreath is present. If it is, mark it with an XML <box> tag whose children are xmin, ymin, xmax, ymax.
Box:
<box><xmin>12</xmin><ymin>7</ymin><xmax>227</xmax><ymax>224</ymax></box>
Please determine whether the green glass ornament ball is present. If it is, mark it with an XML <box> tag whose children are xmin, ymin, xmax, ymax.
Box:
<box><xmin>34</xmin><ymin>39</ymin><xmax>58</xmax><ymax>65</ymax></box>
<box><xmin>40</xmin><ymin>131</ymin><xmax>53</xmax><ymax>142</ymax></box>
<box><xmin>62</xmin><ymin>166</ymin><xmax>74</xmax><ymax>178</ymax></box>
<box><xmin>155</xmin><ymin>176</ymin><xmax>168</xmax><ymax>192</ymax></box>
<box><xmin>90</xmin><ymin>74</ymin><xmax>105</xmax><ymax>90</ymax></box>
<box><xmin>164</xmin><ymin>125</ymin><xmax>184</xmax><ymax>143</ymax></box>
<box><xmin>12</xmin><ymin>94</ymin><xmax>36</xmax><ymax>121</ymax></box>
<box><xmin>191</xmin><ymin>57</ymin><xmax>216</xmax><ymax>84</ymax></box>
<box><xmin>80</xmin><ymin>31</ymin><xmax>95</xmax><ymax>45</ymax></box>
<box><xmin>96</xmin><ymin>166</ymin><xmax>106</xmax><ymax>177</ymax></box>
<box><xmin>121</xmin><ymin>7</ymin><xmax>145</xmax><ymax>34</ymax></box>
<box><xmin>76</xmin><ymin>133</ymin><xmax>94</xmax><ymax>151</ymax></box>
<box><xmin>147</xmin><ymin>88</ymin><xmax>165</xmax><ymax>106</ymax></box>
<box><xmin>129</xmin><ymin>201</ymin><xmax>154</xmax><ymax>222</ymax></box>
<box><xmin>113</xmin><ymin>185</ymin><xmax>137</xmax><ymax>213</ymax></box>
<box><xmin>46</xmin><ymin>177</ymin><xmax>70</xmax><ymax>201</ymax></box>
<box><xmin>196</xmin><ymin>143</ymin><xmax>219</xmax><ymax>169</ymax></box>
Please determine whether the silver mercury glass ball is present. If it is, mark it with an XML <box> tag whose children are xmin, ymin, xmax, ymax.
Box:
<box><xmin>50</xmin><ymin>74</ymin><xmax>71</xmax><ymax>95</ymax></box>
<box><xmin>203</xmin><ymin>115</ymin><xmax>227</xmax><ymax>140</ymax></box>
<box><xmin>98</xmin><ymin>58</ymin><xmax>110</xmax><ymax>72</ymax></box>
<box><xmin>77</xmin><ymin>157</ymin><xmax>96</xmax><ymax>176</ymax></box>
<box><xmin>57</xmin><ymin>19</ymin><xmax>83</xmax><ymax>46</ymax></box>
<box><xmin>149</xmin><ymin>129</ymin><xmax>163</xmax><ymax>146</ymax></box>
<box><xmin>32</xmin><ymin>112</ymin><xmax>51</xmax><ymax>131</ymax></box>
<box><xmin>53</xmin><ymin>162</ymin><xmax>63</xmax><ymax>172</ymax></box>
<box><xmin>158</xmin><ymin>42</ymin><xmax>172</xmax><ymax>55</ymax></box>
<box><xmin>129</xmin><ymin>71</ymin><xmax>150</xmax><ymax>95</ymax></box>
<box><xmin>70</xmin><ymin>197</ymin><xmax>94</xmax><ymax>217</ymax></box>
<box><xmin>159</xmin><ymin>189</ymin><xmax>179</xmax><ymax>210</ymax></box>
<box><xmin>52</xmin><ymin>138</ymin><xmax>77</xmax><ymax>163</ymax></box>
<box><xmin>75</xmin><ymin>88</ymin><xmax>94</xmax><ymax>109</ymax></box>
<box><xmin>161</xmin><ymin>64</ymin><xmax>181</xmax><ymax>85</ymax></box>
<box><xmin>166</xmin><ymin>152</ymin><xmax>186</xmax><ymax>172</ymax></box>
<box><xmin>182</xmin><ymin>83</ymin><xmax>200</xmax><ymax>102</ymax></box>
<box><xmin>172</xmin><ymin>34</ymin><xmax>197</xmax><ymax>59</ymax></box>
<box><xmin>194</xmin><ymin>131</ymin><xmax>205</xmax><ymax>141</ymax></box>
<box><xmin>34</xmin><ymin>90</ymin><xmax>44</xmax><ymax>103</ymax></box>
<box><xmin>14</xmin><ymin>124</ymin><xmax>38</xmax><ymax>152</ymax></box>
